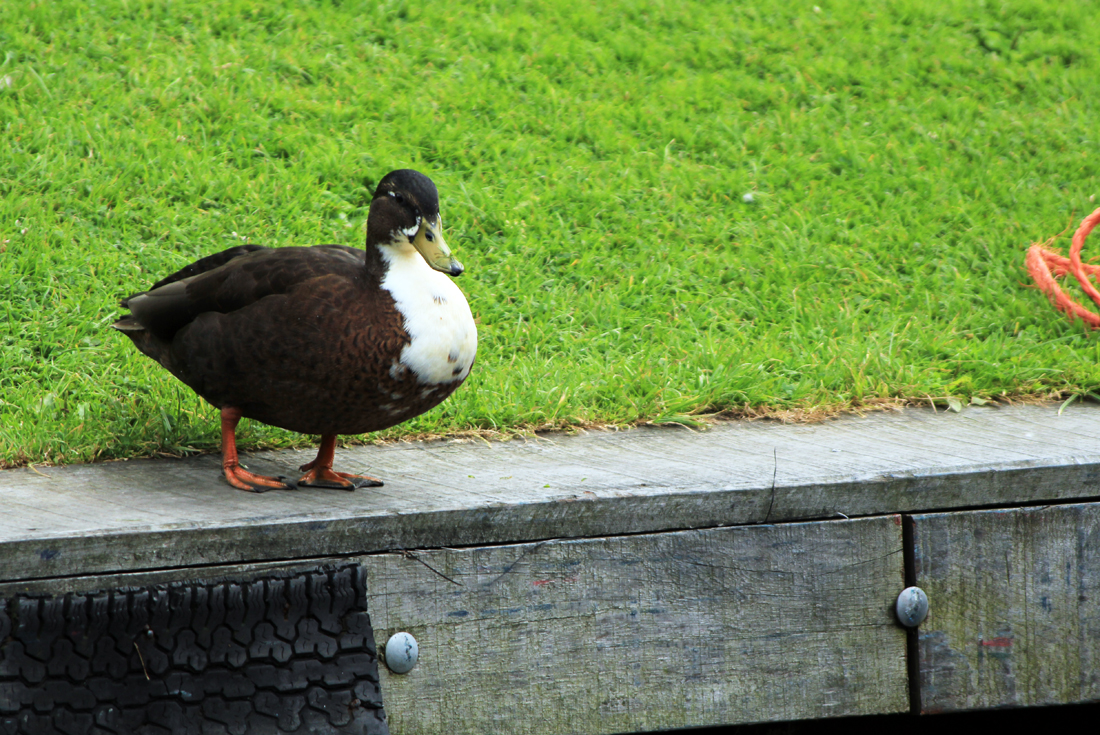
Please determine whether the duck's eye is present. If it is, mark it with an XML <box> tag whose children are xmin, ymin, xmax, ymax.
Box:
<box><xmin>388</xmin><ymin>191</ymin><xmax>405</xmax><ymax>204</ymax></box>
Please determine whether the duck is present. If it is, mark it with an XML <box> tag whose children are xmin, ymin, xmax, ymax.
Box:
<box><xmin>112</xmin><ymin>169</ymin><xmax>477</xmax><ymax>492</ymax></box>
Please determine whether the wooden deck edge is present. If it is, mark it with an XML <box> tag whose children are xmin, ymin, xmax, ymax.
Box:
<box><xmin>2</xmin><ymin>403</ymin><xmax>1099</xmax><ymax>582</ymax></box>
<box><xmin>3</xmin><ymin>460</ymin><xmax>1100</xmax><ymax>585</ymax></box>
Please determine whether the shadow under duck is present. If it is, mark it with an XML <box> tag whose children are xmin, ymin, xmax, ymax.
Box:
<box><xmin>113</xmin><ymin>169</ymin><xmax>477</xmax><ymax>492</ymax></box>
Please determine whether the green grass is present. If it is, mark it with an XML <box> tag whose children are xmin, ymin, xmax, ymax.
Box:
<box><xmin>2</xmin><ymin>0</ymin><xmax>1099</xmax><ymax>466</ymax></box>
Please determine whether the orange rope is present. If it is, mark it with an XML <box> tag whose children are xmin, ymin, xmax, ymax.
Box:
<box><xmin>1026</xmin><ymin>207</ymin><xmax>1100</xmax><ymax>328</ymax></box>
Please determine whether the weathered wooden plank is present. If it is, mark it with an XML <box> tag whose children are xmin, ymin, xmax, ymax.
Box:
<box><xmin>912</xmin><ymin>502</ymin><xmax>1100</xmax><ymax>712</ymax></box>
<box><xmin>365</xmin><ymin>515</ymin><xmax>908</xmax><ymax>735</ymax></box>
<box><xmin>3</xmin><ymin>404</ymin><xmax>1100</xmax><ymax>581</ymax></box>
<box><xmin>0</xmin><ymin>556</ymin><xmax>359</xmax><ymax>598</ymax></box>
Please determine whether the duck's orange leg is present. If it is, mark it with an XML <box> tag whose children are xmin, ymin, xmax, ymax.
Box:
<box><xmin>221</xmin><ymin>407</ymin><xmax>292</xmax><ymax>493</ymax></box>
<box><xmin>297</xmin><ymin>434</ymin><xmax>384</xmax><ymax>490</ymax></box>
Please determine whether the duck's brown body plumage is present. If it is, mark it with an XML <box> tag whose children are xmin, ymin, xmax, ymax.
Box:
<box><xmin>113</xmin><ymin>169</ymin><xmax>475</xmax><ymax>492</ymax></box>
<box><xmin>119</xmin><ymin>244</ymin><xmax>459</xmax><ymax>434</ymax></box>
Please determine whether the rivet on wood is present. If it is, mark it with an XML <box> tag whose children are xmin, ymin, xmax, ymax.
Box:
<box><xmin>895</xmin><ymin>586</ymin><xmax>929</xmax><ymax>628</ymax></box>
<box><xmin>385</xmin><ymin>632</ymin><xmax>419</xmax><ymax>674</ymax></box>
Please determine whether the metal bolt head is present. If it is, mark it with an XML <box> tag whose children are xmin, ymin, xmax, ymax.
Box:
<box><xmin>896</xmin><ymin>586</ymin><xmax>929</xmax><ymax>628</ymax></box>
<box><xmin>385</xmin><ymin>632</ymin><xmax>419</xmax><ymax>674</ymax></box>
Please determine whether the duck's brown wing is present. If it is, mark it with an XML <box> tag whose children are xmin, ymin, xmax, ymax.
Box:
<box><xmin>115</xmin><ymin>245</ymin><xmax>365</xmax><ymax>340</ymax></box>
<box><xmin>145</xmin><ymin>244</ymin><xmax>266</xmax><ymax>291</ymax></box>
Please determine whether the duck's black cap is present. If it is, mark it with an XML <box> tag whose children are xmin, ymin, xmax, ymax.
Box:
<box><xmin>373</xmin><ymin>169</ymin><xmax>440</xmax><ymax>219</ymax></box>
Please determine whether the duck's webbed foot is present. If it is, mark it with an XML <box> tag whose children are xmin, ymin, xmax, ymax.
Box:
<box><xmin>220</xmin><ymin>406</ymin><xmax>294</xmax><ymax>493</ymax></box>
<box><xmin>224</xmin><ymin>463</ymin><xmax>293</xmax><ymax>493</ymax></box>
<box><xmin>296</xmin><ymin>466</ymin><xmax>384</xmax><ymax>490</ymax></box>
<box><xmin>296</xmin><ymin>434</ymin><xmax>384</xmax><ymax>490</ymax></box>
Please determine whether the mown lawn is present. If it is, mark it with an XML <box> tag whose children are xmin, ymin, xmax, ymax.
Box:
<box><xmin>1</xmin><ymin>0</ymin><xmax>1098</xmax><ymax>467</ymax></box>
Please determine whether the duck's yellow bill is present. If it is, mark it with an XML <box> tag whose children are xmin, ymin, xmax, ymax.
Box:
<box><xmin>413</xmin><ymin>218</ymin><xmax>463</xmax><ymax>277</ymax></box>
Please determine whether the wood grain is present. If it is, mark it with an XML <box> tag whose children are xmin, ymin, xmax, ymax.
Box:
<box><xmin>2</xmin><ymin>403</ymin><xmax>1100</xmax><ymax>581</ymax></box>
<box><xmin>912</xmin><ymin>502</ymin><xmax>1100</xmax><ymax>712</ymax></box>
<box><xmin>365</xmin><ymin>515</ymin><xmax>908</xmax><ymax>735</ymax></box>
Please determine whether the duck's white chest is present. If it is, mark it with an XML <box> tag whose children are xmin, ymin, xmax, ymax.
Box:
<box><xmin>381</xmin><ymin>248</ymin><xmax>477</xmax><ymax>385</ymax></box>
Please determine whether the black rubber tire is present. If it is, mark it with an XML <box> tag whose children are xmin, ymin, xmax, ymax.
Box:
<box><xmin>0</xmin><ymin>565</ymin><xmax>387</xmax><ymax>734</ymax></box>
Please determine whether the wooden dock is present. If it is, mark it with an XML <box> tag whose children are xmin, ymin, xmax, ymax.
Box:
<box><xmin>1</xmin><ymin>403</ymin><xmax>1098</xmax><ymax>733</ymax></box>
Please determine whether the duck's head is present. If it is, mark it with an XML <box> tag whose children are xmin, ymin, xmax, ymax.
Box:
<box><xmin>368</xmin><ymin>169</ymin><xmax>463</xmax><ymax>277</ymax></box>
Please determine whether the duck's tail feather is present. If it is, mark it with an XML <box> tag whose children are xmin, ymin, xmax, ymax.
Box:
<box><xmin>112</xmin><ymin>321</ymin><xmax>176</xmax><ymax>372</ymax></box>
<box><xmin>111</xmin><ymin>316</ymin><xmax>145</xmax><ymax>332</ymax></box>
